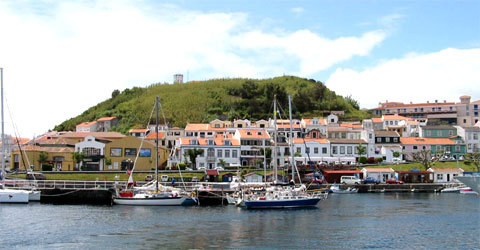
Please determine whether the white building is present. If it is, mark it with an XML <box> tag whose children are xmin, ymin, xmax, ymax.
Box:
<box><xmin>361</xmin><ymin>168</ymin><xmax>395</xmax><ymax>183</ymax></box>
<box><xmin>76</xmin><ymin>121</ymin><xmax>97</xmax><ymax>132</ymax></box>
<box><xmin>427</xmin><ymin>168</ymin><xmax>464</xmax><ymax>183</ymax></box>
<box><xmin>74</xmin><ymin>136</ymin><xmax>106</xmax><ymax>171</ymax></box>
<box><xmin>243</xmin><ymin>172</ymin><xmax>263</xmax><ymax>182</ymax></box>
<box><xmin>292</xmin><ymin>138</ymin><xmax>329</xmax><ymax>165</ymax></box>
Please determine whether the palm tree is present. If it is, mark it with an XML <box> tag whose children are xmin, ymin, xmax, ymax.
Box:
<box><xmin>187</xmin><ymin>148</ymin><xmax>204</xmax><ymax>170</ymax></box>
<box><xmin>38</xmin><ymin>151</ymin><xmax>49</xmax><ymax>171</ymax></box>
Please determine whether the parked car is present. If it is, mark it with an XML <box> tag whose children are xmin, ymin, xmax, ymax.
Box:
<box><xmin>160</xmin><ymin>175</ymin><xmax>169</xmax><ymax>182</ymax></box>
<box><xmin>215</xmin><ymin>166</ymin><xmax>224</xmax><ymax>171</ymax></box>
<box><xmin>386</xmin><ymin>179</ymin><xmax>404</xmax><ymax>184</ymax></box>
<box><xmin>198</xmin><ymin>166</ymin><xmax>206</xmax><ymax>170</ymax></box>
<box><xmin>26</xmin><ymin>172</ymin><xmax>46</xmax><ymax>180</ymax></box>
<box><xmin>340</xmin><ymin>176</ymin><xmax>362</xmax><ymax>185</ymax></box>
<box><xmin>145</xmin><ymin>175</ymin><xmax>153</xmax><ymax>181</ymax></box>
<box><xmin>363</xmin><ymin>177</ymin><xmax>380</xmax><ymax>184</ymax></box>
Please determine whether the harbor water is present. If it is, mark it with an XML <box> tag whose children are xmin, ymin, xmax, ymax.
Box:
<box><xmin>1</xmin><ymin>193</ymin><xmax>479</xmax><ymax>249</ymax></box>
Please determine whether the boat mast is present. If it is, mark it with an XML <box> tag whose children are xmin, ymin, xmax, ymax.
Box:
<box><xmin>155</xmin><ymin>96</ymin><xmax>159</xmax><ymax>193</ymax></box>
<box><xmin>0</xmin><ymin>68</ymin><xmax>4</xmax><ymax>188</ymax></box>
<box><xmin>273</xmin><ymin>95</ymin><xmax>278</xmax><ymax>183</ymax></box>
<box><xmin>288</xmin><ymin>95</ymin><xmax>295</xmax><ymax>184</ymax></box>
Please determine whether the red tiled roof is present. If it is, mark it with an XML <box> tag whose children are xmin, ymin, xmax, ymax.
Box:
<box><xmin>97</xmin><ymin>116</ymin><xmax>116</xmax><ymax>121</ymax></box>
<box><xmin>206</xmin><ymin>170</ymin><xmax>219</xmax><ymax>176</ymax></box>
<box><xmin>400</xmin><ymin>137</ymin><xmax>456</xmax><ymax>145</ymax></box>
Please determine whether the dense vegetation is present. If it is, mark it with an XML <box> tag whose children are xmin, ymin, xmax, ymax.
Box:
<box><xmin>54</xmin><ymin>76</ymin><xmax>370</xmax><ymax>133</ymax></box>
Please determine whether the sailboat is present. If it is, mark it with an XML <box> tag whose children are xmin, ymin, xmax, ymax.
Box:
<box><xmin>0</xmin><ymin>68</ymin><xmax>29</xmax><ymax>204</ymax></box>
<box><xmin>114</xmin><ymin>97</ymin><xmax>197</xmax><ymax>206</ymax></box>
<box><xmin>237</xmin><ymin>95</ymin><xmax>328</xmax><ymax>208</ymax></box>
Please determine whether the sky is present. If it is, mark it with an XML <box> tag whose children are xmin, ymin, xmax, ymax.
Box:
<box><xmin>0</xmin><ymin>0</ymin><xmax>479</xmax><ymax>138</ymax></box>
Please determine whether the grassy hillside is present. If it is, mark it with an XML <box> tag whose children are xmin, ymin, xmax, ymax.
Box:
<box><xmin>54</xmin><ymin>76</ymin><xmax>370</xmax><ymax>133</ymax></box>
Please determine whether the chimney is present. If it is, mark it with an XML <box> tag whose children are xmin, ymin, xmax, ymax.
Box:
<box><xmin>427</xmin><ymin>101</ymin><xmax>429</xmax><ymax>103</ymax></box>
<box><xmin>410</xmin><ymin>101</ymin><xmax>412</xmax><ymax>104</ymax></box>
<box><xmin>444</xmin><ymin>100</ymin><xmax>446</xmax><ymax>103</ymax></box>
<box><xmin>435</xmin><ymin>100</ymin><xmax>438</xmax><ymax>103</ymax></box>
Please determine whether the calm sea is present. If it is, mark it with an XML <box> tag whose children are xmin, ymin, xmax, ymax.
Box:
<box><xmin>1</xmin><ymin>193</ymin><xmax>479</xmax><ymax>249</ymax></box>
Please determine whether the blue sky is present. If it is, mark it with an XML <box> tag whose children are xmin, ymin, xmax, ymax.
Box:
<box><xmin>0</xmin><ymin>0</ymin><xmax>479</xmax><ymax>137</ymax></box>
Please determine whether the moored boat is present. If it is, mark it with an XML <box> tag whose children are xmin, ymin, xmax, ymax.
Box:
<box><xmin>329</xmin><ymin>184</ymin><xmax>358</xmax><ymax>194</ymax></box>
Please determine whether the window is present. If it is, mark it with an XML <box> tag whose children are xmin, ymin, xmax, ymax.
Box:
<box><xmin>450</xmin><ymin>106</ymin><xmax>453</xmax><ymax>111</ymax></box>
<box><xmin>475</xmin><ymin>112</ymin><xmax>479</xmax><ymax>117</ymax></box>
<box><xmin>113</xmin><ymin>162</ymin><xmax>119</xmax><ymax>169</ymax></box>
<box><xmin>474</xmin><ymin>134</ymin><xmax>478</xmax><ymax>140</ymax></box>
<box><xmin>427</xmin><ymin>131</ymin><xmax>431</xmax><ymax>137</ymax></box>
<box><xmin>432</xmin><ymin>108</ymin><xmax>436</xmax><ymax>112</ymax></box>
<box><xmin>376</xmin><ymin>137</ymin><xmax>381</xmax><ymax>143</ymax></box>
<box><xmin>313</xmin><ymin>132</ymin><xmax>317</xmax><ymax>138</ymax></box>
<box><xmin>125</xmin><ymin>148</ymin><xmax>137</xmax><ymax>157</ymax></box>
<box><xmin>386</xmin><ymin>137</ymin><xmax>390</xmax><ymax>142</ymax></box>
<box><xmin>449</xmin><ymin>131</ymin><xmax>454</xmax><ymax>136</ymax></box>
<box><xmin>369</xmin><ymin>133</ymin><xmax>372</xmax><ymax>139</ymax></box>
<box><xmin>437</xmin><ymin>174</ymin><xmax>443</xmax><ymax>180</ymax></box>
<box><xmin>332</xmin><ymin>146</ymin><xmax>338</xmax><ymax>154</ymax></box>
<box><xmin>297</xmin><ymin>147</ymin><xmax>301</xmax><ymax>153</ymax></box>
<box><xmin>225</xmin><ymin>150</ymin><xmax>230</xmax><ymax>158</ymax></box>
<box><xmin>215</xmin><ymin>124</ymin><xmax>220</xmax><ymax>128</ymax></box>
<box><xmin>322</xmin><ymin>147</ymin><xmax>327</xmax><ymax>154</ymax></box>
<box><xmin>437</xmin><ymin>131</ymin><xmax>442</xmax><ymax>137</ymax></box>
<box><xmin>414</xmin><ymin>108</ymin><xmax>418</xmax><ymax>112</ymax></box>
<box><xmin>217</xmin><ymin>150</ymin><xmax>222</xmax><ymax>158</ymax></box>
<box><xmin>232</xmin><ymin>150</ymin><xmax>238</xmax><ymax>158</ymax></box>
<box><xmin>455</xmin><ymin>145</ymin><xmax>460</xmax><ymax>152</ymax></box>
<box><xmin>420</xmin><ymin>108</ymin><xmax>424</xmax><ymax>112</ymax></box>
<box><xmin>306</xmin><ymin>147</ymin><xmax>310</xmax><ymax>154</ymax></box>
<box><xmin>393</xmin><ymin>137</ymin><xmax>399</xmax><ymax>143</ymax></box>
<box><xmin>314</xmin><ymin>147</ymin><xmax>318</xmax><ymax>154</ymax></box>
<box><xmin>475</xmin><ymin>104</ymin><xmax>478</xmax><ymax>110</ymax></box>
<box><xmin>53</xmin><ymin>156</ymin><xmax>65</xmax><ymax>162</ymax></box>
<box><xmin>438</xmin><ymin>107</ymin><xmax>442</xmax><ymax>111</ymax></box>
<box><xmin>207</xmin><ymin>148</ymin><xmax>215</xmax><ymax>157</ymax></box>
<box><xmin>413</xmin><ymin>146</ymin><xmax>418</xmax><ymax>149</ymax></box>
<box><xmin>83</xmin><ymin>147</ymin><xmax>101</xmax><ymax>156</ymax></box>
<box><xmin>139</xmin><ymin>149</ymin><xmax>151</xmax><ymax>157</ymax></box>
<box><xmin>340</xmin><ymin>146</ymin><xmax>345</xmax><ymax>154</ymax></box>
<box><xmin>347</xmin><ymin>146</ymin><xmax>352</xmax><ymax>154</ymax></box>
<box><xmin>386</xmin><ymin>109</ymin><xmax>390</xmax><ymax>113</ymax></box>
<box><xmin>464</xmin><ymin>119</ymin><xmax>467</xmax><ymax>124</ymax></box>
<box><xmin>395</xmin><ymin>121</ymin><xmax>398</xmax><ymax>125</ymax></box>
<box><xmin>208</xmin><ymin>140</ymin><xmax>214</xmax><ymax>145</ymax></box>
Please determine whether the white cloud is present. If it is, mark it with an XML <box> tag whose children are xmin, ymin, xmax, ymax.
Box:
<box><xmin>291</xmin><ymin>7</ymin><xmax>304</xmax><ymax>14</ymax></box>
<box><xmin>326</xmin><ymin>48</ymin><xmax>480</xmax><ymax>109</ymax></box>
<box><xmin>0</xmin><ymin>1</ymin><xmax>386</xmax><ymax>137</ymax></box>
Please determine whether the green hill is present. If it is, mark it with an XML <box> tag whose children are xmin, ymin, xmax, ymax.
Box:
<box><xmin>54</xmin><ymin>76</ymin><xmax>370</xmax><ymax>133</ymax></box>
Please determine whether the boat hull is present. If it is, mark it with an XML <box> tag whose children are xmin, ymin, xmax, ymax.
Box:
<box><xmin>456</xmin><ymin>176</ymin><xmax>480</xmax><ymax>195</ymax></box>
<box><xmin>29</xmin><ymin>190</ymin><xmax>41</xmax><ymax>201</ymax></box>
<box><xmin>243</xmin><ymin>197</ymin><xmax>321</xmax><ymax>209</ymax></box>
<box><xmin>0</xmin><ymin>189</ymin><xmax>29</xmax><ymax>203</ymax></box>
<box><xmin>114</xmin><ymin>196</ymin><xmax>197</xmax><ymax>206</ymax></box>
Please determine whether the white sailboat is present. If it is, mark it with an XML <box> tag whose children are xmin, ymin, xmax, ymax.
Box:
<box><xmin>114</xmin><ymin>96</ymin><xmax>197</xmax><ymax>206</ymax></box>
<box><xmin>237</xmin><ymin>95</ymin><xmax>328</xmax><ymax>208</ymax></box>
<box><xmin>0</xmin><ymin>68</ymin><xmax>29</xmax><ymax>204</ymax></box>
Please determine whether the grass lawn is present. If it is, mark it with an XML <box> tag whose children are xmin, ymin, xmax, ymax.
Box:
<box><xmin>360</xmin><ymin>161</ymin><xmax>478</xmax><ymax>172</ymax></box>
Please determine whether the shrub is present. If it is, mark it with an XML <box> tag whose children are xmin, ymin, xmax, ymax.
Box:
<box><xmin>359</xmin><ymin>157</ymin><xmax>368</xmax><ymax>164</ymax></box>
<box><xmin>464</xmin><ymin>160</ymin><xmax>471</xmax><ymax>165</ymax></box>
<box><xmin>177</xmin><ymin>163</ymin><xmax>187</xmax><ymax>170</ymax></box>
<box><xmin>367</xmin><ymin>157</ymin><xmax>375</xmax><ymax>164</ymax></box>
<box><xmin>42</xmin><ymin>164</ymin><xmax>53</xmax><ymax>171</ymax></box>
<box><xmin>375</xmin><ymin>158</ymin><xmax>384</xmax><ymax>164</ymax></box>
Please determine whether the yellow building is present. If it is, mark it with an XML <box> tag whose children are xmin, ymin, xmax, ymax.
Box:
<box><xmin>104</xmin><ymin>136</ymin><xmax>169</xmax><ymax>171</ymax></box>
<box><xmin>11</xmin><ymin>145</ymin><xmax>75</xmax><ymax>171</ymax></box>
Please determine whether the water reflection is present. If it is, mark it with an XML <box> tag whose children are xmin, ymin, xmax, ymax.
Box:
<box><xmin>0</xmin><ymin>194</ymin><xmax>478</xmax><ymax>249</ymax></box>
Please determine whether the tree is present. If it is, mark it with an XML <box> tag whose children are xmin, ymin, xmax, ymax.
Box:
<box><xmin>260</xmin><ymin>148</ymin><xmax>272</xmax><ymax>168</ymax></box>
<box><xmin>72</xmin><ymin>152</ymin><xmax>85</xmax><ymax>171</ymax></box>
<box><xmin>465</xmin><ymin>153</ymin><xmax>480</xmax><ymax>172</ymax></box>
<box><xmin>356</xmin><ymin>144</ymin><xmax>366</xmax><ymax>157</ymax></box>
<box><xmin>186</xmin><ymin>148</ymin><xmax>204</xmax><ymax>170</ymax></box>
<box><xmin>411</xmin><ymin>149</ymin><xmax>444</xmax><ymax>170</ymax></box>
<box><xmin>393</xmin><ymin>151</ymin><xmax>401</xmax><ymax>158</ymax></box>
<box><xmin>218</xmin><ymin>159</ymin><xmax>226</xmax><ymax>168</ymax></box>
<box><xmin>111</xmin><ymin>89</ymin><xmax>120</xmax><ymax>98</ymax></box>
<box><xmin>38</xmin><ymin>151</ymin><xmax>49</xmax><ymax>170</ymax></box>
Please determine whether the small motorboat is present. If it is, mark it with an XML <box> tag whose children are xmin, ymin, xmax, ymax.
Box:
<box><xmin>440</xmin><ymin>187</ymin><xmax>460</xmax><ymax>193</ymax></box>
<box><xmin>460</xmin><ymin>187</ymin><xmax>479</xmax><ymax>195</ymax></box>
<box><xmin>329</xmin><ymin>184</ymin><xmax>358</xmax><ymax>194</ymax></box>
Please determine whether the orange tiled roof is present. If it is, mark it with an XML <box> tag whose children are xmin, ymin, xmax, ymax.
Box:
<box><xmin>19</xmin><ymin>145</ymin><xmax>74</xmax><ymax>153</ymax></box>
<box><xmin>185</xmin><ymin>123</ymin><xmax>226</xmax><ymax>131</ymax></box>
<box><xmin>372</xmin><ymin>117</ymin><xmax>383</xmax><ymax>123</ymax></box>
<box><xmin>384</xmin><ymin>102</ymin><xmax>456</xmax><ymax>108</ymax></box>
<box><xmin>277</xmin><ymin>124</ymin><xmax>301</xmax><ymax>129</ymax></box>
<box><xmin>59</xmin><ymin>132</ymin><xmax>125</xmax><ymax>139</ymax></box>
<box><xmin>293</xmin><ymin>138</ymin><xmax>328</xmax><ymax>144</ymax></box>
<box><xmin>237</xmin><ymin>129</ymin><xmax>270</xmax><ymax>139</ymax></box>
<box><xmin>180</xmin><ymin>136</ymin><xmax>240</xmax><ymax>146</ymax></box>
<box><xmin>76</xmin><ymin>121</ymin><xmax>97</xmax><ymax>127</ymax></box>
<box><xmin>129</xmin><ymin>128</ymin><xmax>149</xmax><ymax>133</ymax></box>
<box><xmin>145</xmin><ymin>132</ymin><xmax>166</xmax><ymax>140</ymax></box>
<box><xmin>400</xmin><ymin>137</ymin><xmax>456</xmax><ymax>145</ymax></box>
<box><xmin>97</xmin><ymin>116</ymin><xmax>117</xmax><ymax>121</ymax></box>
<box><xmin>383</xmin><ymin>115</ymin><xmax>411</xmax><ymax>121</ymax></box>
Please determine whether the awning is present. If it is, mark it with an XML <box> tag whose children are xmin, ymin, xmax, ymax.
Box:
<box><xmin>206</xmin><ymin>169</ymin><xmax>219</xmax><ymax>176</ymax></box>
